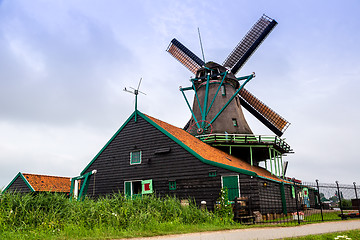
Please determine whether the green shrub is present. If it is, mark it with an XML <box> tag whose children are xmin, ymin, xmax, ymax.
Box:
<box><xmin>340</xmin><ymin>199</ymin><xmax>352</xmax><ymax>209</ymax></box>
<box><xmin>214</xmin><ymin>188</ymin><xmax>234</xmax><ymax>222</ymax></box>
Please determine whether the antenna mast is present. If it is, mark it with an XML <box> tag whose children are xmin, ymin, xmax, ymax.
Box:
<box><xmin>123</xmin><ymin>78</ymin><xmax>146</xmax><ymax>122</ymax></box>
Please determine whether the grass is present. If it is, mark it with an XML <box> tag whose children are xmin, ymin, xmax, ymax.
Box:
<box><xmin>0</xmin><ymin>192</ymin><xmax>240</xmax><ymax>240</ymax></box>
<box><xmin>0</xmin><ymin>192</ymin><xmax>357</xmax><ymax>240</ymax></box>
<box><xmin>284</xmin><ymin>229</ymin><xmax>360</xmax><ymax>239</ymax></box>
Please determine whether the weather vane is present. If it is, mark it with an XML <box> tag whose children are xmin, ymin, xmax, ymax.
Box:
<box><xmin>123</xmin><ymin>78</ymin><xmax>146</xmax><ymax>122</ymax></box>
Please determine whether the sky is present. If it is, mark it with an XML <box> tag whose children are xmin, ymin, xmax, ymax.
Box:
<box><xmin>0</xmin><ymin>0</ymin><xmax>359</xmax><ymax>189</ymax></box>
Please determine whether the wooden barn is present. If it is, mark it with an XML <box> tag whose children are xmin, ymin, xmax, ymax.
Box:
<box><xmin>3</xmin><ymin>172</ymin><xmax>71</xmax><ymax>194</ymax></box>
<box><xmin>76</xmin><ymin>110</ymin><xmax>301</xmax><ymax>212</ymax></box>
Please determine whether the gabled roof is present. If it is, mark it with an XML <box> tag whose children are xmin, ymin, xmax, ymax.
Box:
<box><xmin>4</xmin><ymin>172</ymin><xmax>71</xmax><ymax>193</ymax></box>
<box><xmin>82</xmin><ymin>110</ymin><xmax>286</xmax><ymax>183</ymax></box>
<box><xmin>143</xmin><ymin>113</ymin><xmax>286</xmax><ymax>183</ymax></box>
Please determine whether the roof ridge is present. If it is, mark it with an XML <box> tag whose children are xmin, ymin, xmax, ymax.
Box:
<box><xmin>22</xmin><ymin>173</ymin><xmax>71</xmax><ymax>179</ymax></box>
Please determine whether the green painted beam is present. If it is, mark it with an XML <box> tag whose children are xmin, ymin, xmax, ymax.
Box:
<box><xmin>205</xmin><ymin>71</ymin><xmax>228</xmax><ymax>117</ymax></box>
<box><xmin>202</xmin><ymin>73</ymin><xmax>211</xmax><ymax>127</ymax></box>
<box><xmin>269</xmin><ymin>147</ymin><xmax>273</xmax><ymax>175</ymax></box>
<box><xmin>250</xmin><ymin>146</ymin><xmax>253</xmax><ymax>166</ymax></box>
<box><xmin>180</xmin><ymin>88</ymin><xmax>200</xmax><ymax>129</ymax></box>
<box><xmin>274</xmin><ymin>149</ymin><xmax>278</xmax><ymax>177</ymax></box>
<box><xmin>70</xmin><ymin>170</ymin><xmax>97</xmax><ymax>201</ymax></box>
<box><xmin>191</xmin><ymin>79</ymin><xmax>203</xmax><ymax>119</ymax></box>
<box><xmin>280</xmin><ymin>183</ymin><xmax>288</xmax><ymax>214</ymax></box>
<box><xmin>208</xmin><ymin>74</ymin><xmax>254</xmax><ymax>126</ymax></box>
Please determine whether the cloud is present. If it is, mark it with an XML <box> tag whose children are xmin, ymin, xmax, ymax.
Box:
<box><xmin>0</xmin><ymin>1</ymin><xmax>136</xmax><ymax>128</ymax></box>
<box><xmin>1</xmin><ymin>0</ymin><xmax>360</xmax><ymax>189</ymax></box>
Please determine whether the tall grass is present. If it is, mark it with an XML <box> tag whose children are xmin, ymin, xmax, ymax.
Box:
<box><xmin>0</xmin><ymin>192</ymin><xmax>236</xmax><ymax>239</ymax></box>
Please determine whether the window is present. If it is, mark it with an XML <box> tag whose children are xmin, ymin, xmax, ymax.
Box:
<box><xmin>124</xmin><ymin>179</ymin><xmax>153</xmax><ymax>198</ymax></box>
<box><xmin>232</xmin><ymin>118</ymin><xmax>238</xmax><ymax>127</ymax></box>
<box><xmin>221</xmin><ymin>85</ymin><xmax>226</xmax><ymax>96</ymax></box>
<box><xmin>209</xmin><ymin>171</ymin><xmax>217</xmax><ymax>177</ymax></box>
<box><xmin>169</xmin><ymin>181</ymin><xmax>176</xmax><ymax>190</ymax></box>
<box><xmin>130</xmin><ymin>150</ymin><xmax>142</xmax><ymax>165</ymax></box>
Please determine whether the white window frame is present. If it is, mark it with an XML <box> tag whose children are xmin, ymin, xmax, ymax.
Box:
<box><xmin>124</xmin><ymin>179</ymin><xmax>142</xmax><ymax>196</ymax></box>
<box><xmin>130</xmin><ymin>150</ymin><xmax>142</xmax><ymax>165</ymax></box>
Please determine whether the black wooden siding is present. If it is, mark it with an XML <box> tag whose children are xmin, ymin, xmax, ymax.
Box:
<box><xmin>82</xmin><ymin>114</ymin><xmax>257</xmax><ymax>209</ymax></box>
<box><xmin>82</xmin><ymin>114</ymin><xmax>293</xmax><ymax>212</ymax></box>
<box><xmin>6</xmin><ymin>176</ymin><xmax>32</xmax><ymax>193</ymax></box>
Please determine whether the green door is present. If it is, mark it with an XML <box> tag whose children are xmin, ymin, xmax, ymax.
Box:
<box><xmin>222</xmin><ymin>176</ymin><xmax>239</xmax><ymax>201</ymax></box>
<box><xmin>124</xmin><ymin>181</ymin><xmax>132</xmax><ymax>198</ymax></box>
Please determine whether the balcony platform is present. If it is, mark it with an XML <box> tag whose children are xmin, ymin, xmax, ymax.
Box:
<box><xmin>196</xmin><ymin>134</ymin><xmax>293</xmax><ymax>165</ymax></box>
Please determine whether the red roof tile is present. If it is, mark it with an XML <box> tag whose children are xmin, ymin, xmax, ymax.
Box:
<box><xmin>145</xmin><ymin>114</ymin><xmax>287</xmax><ymax>183</ymax></box>
<box><xmin>22</xmin><ymin>173</ymin><xmax>71</xmax><ymax>192</ymax></box>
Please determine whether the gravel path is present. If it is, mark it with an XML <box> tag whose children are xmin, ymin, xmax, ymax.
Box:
<box><xmin>117</xmin><ymin>220</ymin><xmax>360</xmax><ymax>240</ymax></box>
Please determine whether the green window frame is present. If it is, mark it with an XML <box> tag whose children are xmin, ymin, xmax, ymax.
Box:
<box><xmin>130</xmin><ymin>150</ymin><xmax>142</xmax><ymax>165</ymax></box>
<box><xmin>169</xmin><ymin>181</ymin><xmax>176</xmax><ymax>190</ymax></box>
<box><xmin>209</xmin><ymin>171</ymin><xmax>217</xmax><ymax>177</ymax></box>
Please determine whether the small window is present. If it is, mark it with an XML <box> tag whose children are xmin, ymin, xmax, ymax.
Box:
<box><xmin>232</xmin><ymin>118</ymin><xmax>238</xmax><ymax>127</ymax></box>
<box><xmin>209</xmin><ymin>171</ymin><xmax>217</xmax><ymax>177</ymax></box>
<box><xmin>169</xmin><ymin>181</ymin><xmax>176</xmax><ymax>190</ymax></box>
<box><xmin>221</xmin><ymin>85</ymin><xmax>226</xmax><ymax>96</ymax></box>
<box><xmin>130</xmin><ymin>150</ymin><xmax>142</xmax><ymax>165</ymax></box>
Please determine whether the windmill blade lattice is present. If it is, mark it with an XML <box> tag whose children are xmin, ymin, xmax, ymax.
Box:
<box><xmin>167</xmin><ymin>38</ymin><xmax>205</xmax><ymax>74</ymax></box>
<box><xmin>238</xmin><ymin>88</ymin><xmax>290</xmax><ymax>136</ymax></box>
<box><xmin>223</xmin><ymin>14</ymin><xmax>277</xmax><ymax>75</ymax></box>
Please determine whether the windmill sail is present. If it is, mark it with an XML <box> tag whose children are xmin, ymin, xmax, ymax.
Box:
<box><xmin>167</xmin><ymin>38</ymin><xmax>204</xmax><ymax>74</ymax></box>
<box><xmin>238</xmin><ymin>88</ymin><xmax>290</xmax><ymax>136</ymax></box>
<box><xmin>223</xmin><ymin>14</ymin><xmax>277</xmax><ymax>75</ymax></box>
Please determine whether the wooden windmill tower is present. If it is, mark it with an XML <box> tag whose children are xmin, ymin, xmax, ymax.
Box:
<box><xmin>167</xmin><ymin>15</ymin><xmax>292</xmax><ymax>177</ymax></box>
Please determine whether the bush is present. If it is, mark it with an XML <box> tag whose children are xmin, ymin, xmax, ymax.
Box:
<box><xmin>214</xmin><ymin>188</ymin><xmax>234</xmax><ymax>222</ymax></box>
<box><xmin>341</xmin><ymin>199</ymin><xmax>352</xmax><ymax>209</ymax></box>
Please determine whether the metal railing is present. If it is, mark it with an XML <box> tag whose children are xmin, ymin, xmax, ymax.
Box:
<box><xmin>229</xmin><ymin>180</ymin><xmax>360</xmax><ymax>225</ymax></box>
<box><xmin>196</xmin><ymin>133</ymin><xmax>292</xmax><ymax>152</ymax></box>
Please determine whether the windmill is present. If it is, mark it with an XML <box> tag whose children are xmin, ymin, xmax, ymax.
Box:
<box><xmin>167</xmin><ymin>14</ymin><xmax>292</xmax><ymax>173</ymax></box>
<box><xmin>124</xmin><ymin>78</ymin><xmax>146</xmax><ymax>122</ymax></box>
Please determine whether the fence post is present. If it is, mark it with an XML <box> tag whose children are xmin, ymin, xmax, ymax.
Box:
<box><xmin>280</xmin><ymin>182</ymin><xmax>287</xmax><ymax>215</ymax></box>
<box><xmin>316</xmin><ymin>179</ymin><xmax>324</xmax><ymax>221</ymax></box>
<box><xmin>293</xmin><ymin>181</ymin><xmax>301</xmax><ymax>224</ymax></box>
<box><xmin>335</xmin><ymin>181</ymin><xmax>344</xmax><ymax>219</ymax></box>
<box><xmin>353</xmin><ymin>182</ymin><xmax>360</xmax><ymax>215</ymax></box>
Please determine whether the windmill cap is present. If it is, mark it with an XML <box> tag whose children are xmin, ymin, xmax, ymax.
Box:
<box><xmin>195</xmin><ymin>62</ymin><xmax>239</xmax><ymax>89</ymax></box>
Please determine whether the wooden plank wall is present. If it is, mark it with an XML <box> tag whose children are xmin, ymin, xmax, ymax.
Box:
<box><xmin>6</xmin><ymin>176</ymin><xmax>32</xmax><ymax>193</ymax></box>
<box><xmin>82</xmin><ymin>115</ymin><xmax>249</xmax><ymax>210</ymax></box>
